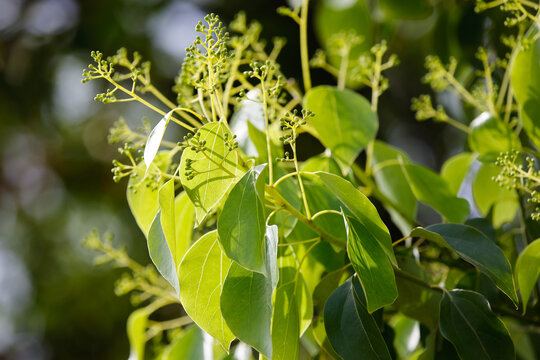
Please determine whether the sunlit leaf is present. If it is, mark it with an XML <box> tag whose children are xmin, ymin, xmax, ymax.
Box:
<box><xmin>179</xmin><ymin>122</ymin><xmax>243</xmax><ymax>225</ymax></box>
<box><xmin>305</xmin><ymin>86</ymin><xmax>378</xmax><ymax>167</ymax></box>
<box><xmin>127</xmin><ymin>308</ymin><xmax>149</xmax><ymax>360</ymax></box>
<box><xmin>144</xmin><ymin>110</ymin><xmax>173</xmax><ymax>171</ymax></box>
<box><xmin>161</xmin><ymin>326</ymin><xmax>204</xmax><ymax>360</ymax></box>
<box><xmin>221</xmin><ymin>263</ymin><xmax>273</xmax><ymax>358</ymax></box>
<box><xmin>468</xmin><ymin>112</ymin><xmax>520</xmax><ymax>162</ymax></box>
<box><xmin>177</xmin><ymin>231</ymin><xmax>234</xmax><ymax>350</ymax></box>
<box><xmin>344</xmin><ymin>215</ymin><xmax>397</xmax><ymax>312</ymax></box>
<box><xmin>511</xmin><ymin>24</ymin><xmax>540</xmax><ymax>149</ymax></box>
<box><xmin>515</xmin><ymin>239</ymin><xmax>540</xmax><ymax>313</ymax></box>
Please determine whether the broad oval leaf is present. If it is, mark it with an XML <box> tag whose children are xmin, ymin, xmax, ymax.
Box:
<box><xmin>177</xmin><ymin>230</ymin><xmax>234</xmax><ymax>350</ymax></box>
<box><xmin>179</xmin><ymin>122</ymin><xmax>243</xmax><ymax>225</ymax></box>
<box><xmin>311</xmin><ymin>171</ymin><xmax>397</xmax><ymax>265</ymax></box>
<box><xmin>372</xmin><ymin>141</ymin><xmax>417</xmax><ymax>234</ymax></box>
<box><xmin>515</xmin><ymin>239</ymin><xmax>540</xmax><ymax>313</ymax></box>
<box><xmin>148</xmin><ymin>210</ymin><xmax>179</xmax><ymax>295</ymax></box>
<box><xmin>144</xmin><ymin>110</ymin><xmax>173</xmax><ymax>170</ymax></box>
<box><xmin>272</xmin><ymin>282</ymin><xmax>300</xmax><ymax>360</ymax></box>
<box><xmin>217</xmin><ymin>164</ymin><xmax>267</xmax><ymax>274</ymax></box>
<box><xmin>127</xmin><ymin>308</ymin><xmax>149</xmax><ymax>360</ymax></box>
<box><xmin>473</xmin><ymin>163</ymin><xmax>518</xmax><ymax>227</ymax></box>
<box><xmin>411</xmin><ymin>224</ymin><xmax>518</xmax><ymax>305</ymax></box>
<box><xmin>305</xmin><ymin>86</ymin><xmax>378</xmax><ymax>167</ymax></box>
<box><xmin>344</xmin><ymin>215</ymin><xmax>398</xmax><ymax>312</ymax></box>
<box><xmin>127</xmin><ymin>154</ymin><xmax>170</xmax><ymax>237</ymax></box>
<box><xmin>468</xmin><ymin>112</ymin><xmax>520</xmax><ymax>161</ymax></box>
<box><xmin>511</xmin><ymin>24</ymin><xmax>540</xmax><ymax>149</ymax></box>
<box><xmin>161</xmin><ymin>326</ymin><xmax>204</xmax><ymax>360</ymax></box>
<box><xmin>221</xmin><ymin>263</ymin><xmax>273</xmax><ymax>358</ymax></box>
<box><xmin>441</xmin><ymin>152</ymin><xmax>474</xmax><ymax>195</ymax></box>
<box><xmin>402</xmin><ymin>163</ymin><xmax>470</xmax><ymax>223</ymax></box>
<box><xmin>439</xmin><ymin>289</ymin><xmax>515</xmax><ymax>360</ymax></box>
<box><xmin>324</xmin><ymin>277</ymin><xmax>392</xmax><ymax>360</ymax></box>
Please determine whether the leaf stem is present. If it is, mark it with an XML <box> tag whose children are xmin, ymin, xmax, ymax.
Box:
<box><xmin>300</xmin><ymin>0</ymin><xmax>312</xmax><ymax>92</ymax></box>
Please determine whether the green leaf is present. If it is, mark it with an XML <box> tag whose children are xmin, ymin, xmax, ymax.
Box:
<box><xmin>372</xmin><ymin>141</ymin><xmax>417</xmax><ymax>233</ymax></box>
<box><xmin>393</xmin><ymin>256</ymin><xmax>442</xmax><ymax>329</ymax></box>
<box><xmin>127</xmin><ymin>154</ymin><xmax>170</xmax><ymax>237</ymax></box>
<box><xmin>159</xmin><ymin>180</ymin><xmax>194</xmax><ymax>269</ymax></box>
<box><xmin>127</xmin><ymin>308</ymin><xmax>149</xmax><ymax>360</ymax></box>
<box><xmin>439</xmin><ymin>289</ymin><xmax>515</xmax><ymax>360</ymax></box>
<box><xmin>441</xmin><ymin>152</ymin><xmax>474</xmax><ymax>195</ymax></box>
<box><xmin>344</xmin><ymin>215</ymin><xmax>398</xmax><ymax>312</ymax></box>
<box><xmin>312</xmin><ymin>171</ymin><xmax>396</xmax><ymax>265</ymax></box>
<box><xmin>265</xmin><ymin>224</ymin><xmax>279</xmax><ymax>289</ymax></box>
<box><xmin>411</xmin><ymin>224</ymin><xmax>518</xmax><ymax>305</ymax></box>
<box><xmin>144</xmin><ymin>110</ymin><xmax>172</xmax><ymax>170</ymax></box>
<box><xmin>177</xmin><ymin>230</ymin><xmax>234</xmax><ymax>350</ymax></box>
<box><xmin>148</xmin><ymin>210</ymin><xmax>179</xmax><ymax>295</ymax></box>
<box><xmin>515</xmin><ymin>239</ymin><xmax>540</xmax><ymax>313</ymax></box>
<box><xmin>302</xmin><ymin>152</ymin><xmax>342</xmax><ymax>175</ymax></box>
<box><xmin>468</xmin><ymin>112</ymin><xmax>521</xmax><ymax>161</ymax></box>
<box><xmin>473</xmin><ymin>163</ymin><xmax>518</xmax><ymax>227</ymax></box>
<box><xmin>221</xmin><ymin>263</ymin><xmax>273</xmax><ymax>358</ymax></box>
<box><xmin>271</xmin><ymin>282</ymin><xmax>300</xmax><ymax>360</ymax></box>
<box><xmin>180</xmin><ymin>122</ymin><xmax>243</xmax><ymax>224</ymax></box>
<box><xmin>161</xmin><ymin>326</ymin><xmax>204</xmax><ymax>360</ymax></box>
<box><xmin>305</xmin><ymin>86</ymin><xmax>378</xmax><ymax>167</ymax></box>
<box><xmin>173</xmin><ymin>191</ymin><xmax>196</xmax><ymax>267</ymax></box>
<box><xmin>218</xmin><ymin>165</ymin><xmax>267</xmax><ymax>275</ymax></box>
<box><xmin>379</xmin><ymin>0</ymin><xmax>432</xmax><ymax>19</ymax></box>
<box><xmin>389</xmin><ymin>314</ymin><xmax>421</xmax><ymax>359</ymax></box>
<box><xmin>324</xmin><ymin>277</ymin><xmax>392</xmax><ymax>360</ymax></box>
<box><xmin>511</xmin><ymin>24</ymin><xmax>540</xmax><ymax>149</ymax></box>
<box><xmin>312</xmin><ymin>267</ymin><xmax>349</xmax><ymax>360</ymax></box>
<box><xmin>402</xmin><ymin>163</ymin><xmax>470</xmax><ymax>223</ymax></box>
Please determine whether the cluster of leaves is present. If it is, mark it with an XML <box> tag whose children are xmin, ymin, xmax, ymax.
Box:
<box><xmin>82</xmin><ymin>1</ymin><xmax>540</xmax><ymax>359</ymax></box>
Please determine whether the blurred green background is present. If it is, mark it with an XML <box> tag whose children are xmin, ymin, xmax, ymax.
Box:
<box><xmin>0</xmin><ymin>0</ymin><xmax>509</xmax><ymax>358</ymax></box>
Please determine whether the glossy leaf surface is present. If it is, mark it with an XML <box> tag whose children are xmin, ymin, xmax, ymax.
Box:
<box><xmin>411</xmin><ymin>224</ymin><xmax>518</xmax><ymax>305</ymax></box>
<box><xmin>324</xmin><ymin>277</ymin><xmax>392</xmax><ymax>360</ymax></box>
<box><xmin>439</xmin><ymin>289</ymin><xmax>515</xmax><ymax>360</ymax></box>
<box><xmin>148</xmin><ymin>210</ymin><xmax>179</xmax><ymax>295</ymax></box>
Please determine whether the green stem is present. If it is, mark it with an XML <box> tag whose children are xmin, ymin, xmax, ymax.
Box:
<box><xmin>291</xmin><ymin>133</ymin><xmax>311</xmax><ymax>219</ymax></box>
<box><xmin>300</xmin><ymin>0</ymin><xmax>312</xmax><ymax>92</ymax></box>
<box><xmin>261</xmin><ymin>81</ymin><xmax>274</xmax><ymax>185</ymax></box>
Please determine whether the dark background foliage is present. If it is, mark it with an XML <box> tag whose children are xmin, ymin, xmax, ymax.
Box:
<box><xmin>0</xmin><ymin>0</ymin><xmax>509</xmax><ymax>358</ymax></box>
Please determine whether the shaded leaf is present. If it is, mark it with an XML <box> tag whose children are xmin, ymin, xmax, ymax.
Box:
<box><xmin>178</xmin><ymin>231</ymin><xmax>234</xmax><ymax>350</ymax></box>
<box><xmin>468</xmin><ymin>112</ymin><xmax>520</xmax><ymax>162</ymax></box>
<box><xmin>324</xmin><ymin>277</ymin><xmax>392</xmax><ymax>360</ymax></box>
<box><xmin>439</xmin><ymin>289</ymin><xmax>515</xmax><ymax>360</ymax></box>
<box><xmin>218</xmin><ymin>165</ymin><xmax>267</xmax><ymax>274</ymax></box>
<box><xmin>411</xmin><ymin>224</ymin><xmax>518</xmax><ymax>305</ymax></box>
<box><xmin>272</xmin><ymin>282</ymin><xmax>300</xmax><ymax>360</ymax></box>
<box><xmin>441</xmin><ymin>152</ymin><xmax>474</xmax><ymax>195</ymax></box>
<box><xmin>221</xmin><ymin>263</ymin><xmax>273</xmax><ymax>358</ymax></box>
<box><xmin>148</xmin><ymin>210</ymin><xmax>179</xmax><ymax>295</ymax></box>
